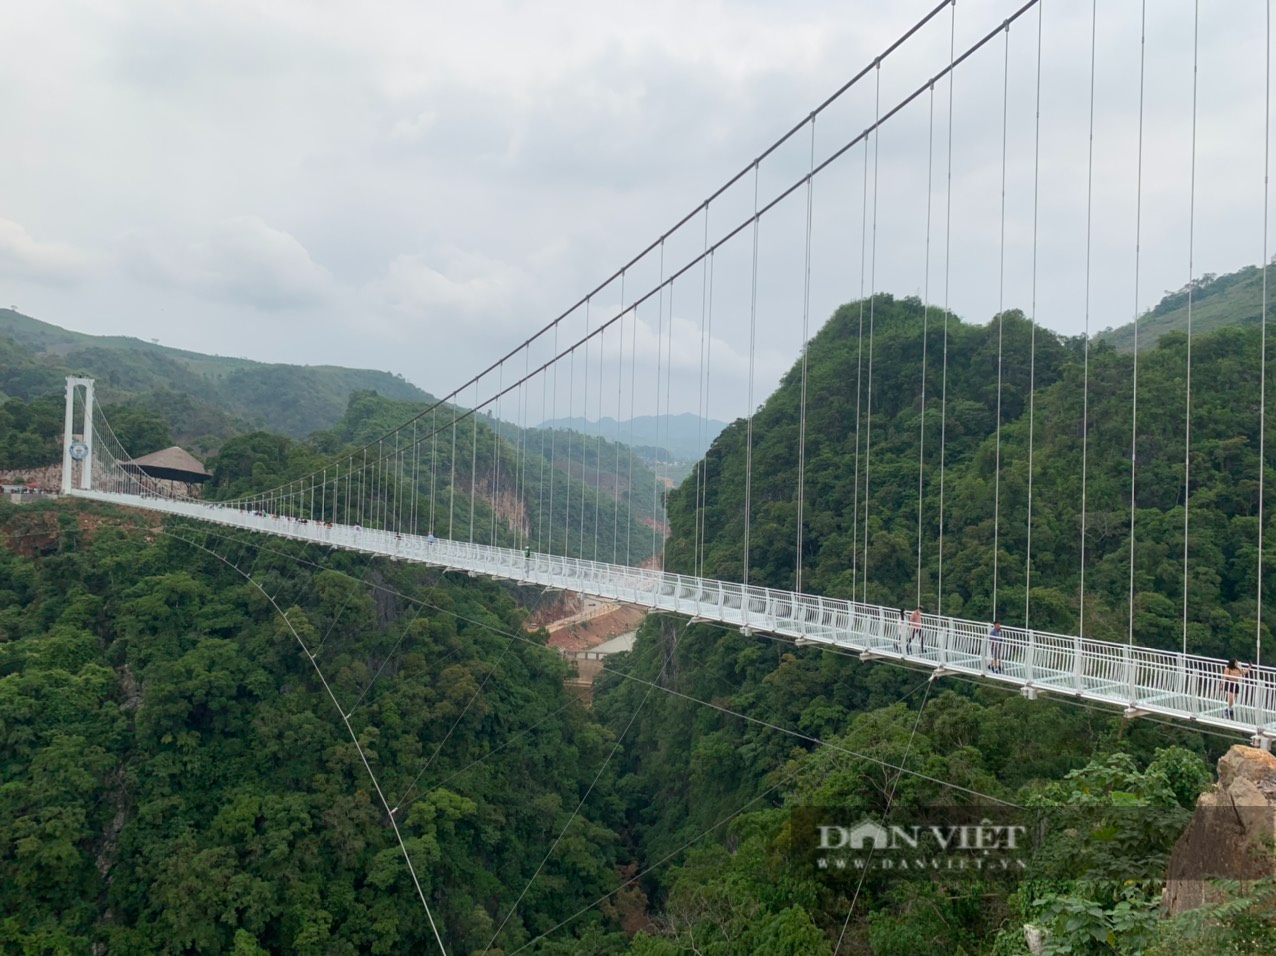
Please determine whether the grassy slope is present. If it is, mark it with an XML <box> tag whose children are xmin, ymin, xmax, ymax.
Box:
<box><xmin>1100</xmin><ymin>264</ymin><xmax>1270</xmax><ymax>351</ymax></box>
<box><xmin>0</xmin><ymin>309</ymin><xmax>432</xmax><ymax>437</ymax></box>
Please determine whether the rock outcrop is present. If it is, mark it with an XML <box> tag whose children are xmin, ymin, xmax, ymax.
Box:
<box><xmin>0</xmin><ymin>463</ymin><xmax>60</xmax><ymax>488</ymax></box>
<box><xmin>1163</xmin><ymin>744</ymin><xmax>1276</xmax><ymax>915</ymax></box>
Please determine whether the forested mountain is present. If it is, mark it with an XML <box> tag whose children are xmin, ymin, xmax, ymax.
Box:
<box><xmin>667</xmin><ymin>293</ymin><xmax>1272</xmax><ymax>661</ymax></box>
<box><xmin>0</xmin><ymin>384</ymin><xmax>665</xmax><ymax>953</ymax></box>
<box><xmin>596</xmin><ymin>292</ymin><xmax>1276</xmax><ymax>953</ymax></box>
<box><xmin>0</xmin><ymin>501</ymin><xmax>632</xmax><ymax>954</ymax></box>
<box><xmin>5</xmin><ymin>289</ymin><xmax>1275</xmax><ymax>954</ymax></box>
<box><xmin>204</xmin><ymin>391</ymin><xmax>664</xmax><ymax>565</ymax></box>
<box><xmin>1100</xmin><ymin>263</ymin><xmax>1275</xmax><ymax>352</ymax></box>
<box><xmin>0</xmin><ymin>318</ymin><xmax>668</xmax><ymax>555</ymax></box>
<box><xmin>0</xmin><ymin>308</ymin><xmax>432</xmax><ymax>437</ymax></box>
<box><xmin>0</xmin><ymin>387</ymin><xmax>665</xmax><ymax>563</ymax></box>
<box><xmin>599</xmin><ymin>621</ymin><xmax>1226</xmax><ymax>954</ymax></box>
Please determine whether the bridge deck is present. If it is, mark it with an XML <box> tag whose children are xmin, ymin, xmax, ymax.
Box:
<box><xmin>73</xmin><ymin>490</ymin><xmax>1276</xmax><ymax>739</ymax></box>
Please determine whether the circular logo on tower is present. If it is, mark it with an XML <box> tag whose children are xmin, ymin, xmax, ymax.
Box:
<box><xmin>69</xmin><ymin>441</ymin><xmax>88</xmax><ymax>461</ymax></box>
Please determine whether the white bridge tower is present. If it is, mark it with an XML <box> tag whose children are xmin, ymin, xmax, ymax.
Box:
<box><xmin>61</xmin><ymin>376</ymin><xmax>95</xmax><ymax>494</ymax></box>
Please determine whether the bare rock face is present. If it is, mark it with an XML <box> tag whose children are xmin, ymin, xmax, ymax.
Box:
<box><xmin>1163</xmin><ymin>745</ymin><xmax>1276</xmax><ymax>916</ymax></box>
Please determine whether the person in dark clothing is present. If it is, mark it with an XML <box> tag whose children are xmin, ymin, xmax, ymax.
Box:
<box><xmin>1222</xmin><ymin>659</ymin><xmax>1250</xmax><ymax>719</ymax></box>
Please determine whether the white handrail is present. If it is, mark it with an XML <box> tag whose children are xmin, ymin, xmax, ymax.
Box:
<box><xmin>70</xmin><ymin>489</ymin><xmax>1275</xmax><ymax>739</ymax></box>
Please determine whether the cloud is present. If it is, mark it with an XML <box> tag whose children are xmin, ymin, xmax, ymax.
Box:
<box><xmin>121</xmin><ymin>216</ymin><xmax>332</xmax><ymax>310</ymax></box>
<box><xmin>0</xmin><ymin>0</ymin><xmax>1270</xmax><ymax>416</ymax></box>
<box><xmin>388</xmin><ymin>110</ymin><xmax>439</xmax><ymax>145</ymax></box>
<box><xmin>0</xmin><ymin>219</ymin><xmax>99</xmax><ymax>286</ymax></box>
<box><xmin>375</xmin><ymin>247</ymin><xmax>527</xmax><ymax>319</ymax></box>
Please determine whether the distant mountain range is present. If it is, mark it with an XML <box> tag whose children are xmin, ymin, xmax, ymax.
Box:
<box><xmin>537</xmin><ymin>413</ymin><xmax>728</xmax><ymax>462</ymax></box>
<box><xmin>0</xmin><ymin>308</ymin><xmax>431</xmax><ymax>439</ymax></box>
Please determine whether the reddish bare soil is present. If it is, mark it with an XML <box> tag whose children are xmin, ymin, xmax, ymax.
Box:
<box><xmin>523</xmin><ymin>592</ymin><xmax>584</xmax><ymax>629</ymax></box>
<box><xmin>545</xmin><ymin>604</ymin><xmax>647</xmax><ymax>653</ymax></box>
<box><xmin>1</xmin><ymin>501</ymin><xmax>155</xmax><ymax>558</ymax></box>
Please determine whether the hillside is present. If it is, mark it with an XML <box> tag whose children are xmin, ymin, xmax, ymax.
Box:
<box><xmin>596</xmin><ymin>292</ymin><xmax>1274</xmax><ymax>954</ymax></box>
<box><xmin>0</xmin><ymin>311</ymin><xmax>670</xmax><ymax>550</ymax></box>
<box><xmin>0</xmin><ymin>308</ymin><xmax>432</xmax><ymax>437</ymax></box>
<box><xmin>3</xmin><ymin>292</ymin><xmax>1266</xmax><ymax>954</ymax></box>
<box><xmin>200</xmin><ymin>390</ymin><xmax>665</xmax><ymax>566</ymax></box>
<box><xmin>0</xmin><ymin>500</ymin><xmax>634</xmax><ymax>954</ymax></box>
<box><xmin>669</xmin><ymin>292</ymin><xmax>1273</xmax><ymax>655</ymax></box>
<box><xmin>1100</xmin><ymin>263</ymin><xmax>1274</xmax><ymax>351</ymax></box>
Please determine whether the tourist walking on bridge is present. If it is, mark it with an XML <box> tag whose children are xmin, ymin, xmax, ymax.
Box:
<box><xmin>1222</xmin><ymin>659</ymin><xmax>1250</xmax><ymax>719</ymax></box>
<box><xmin>907</xmin><ymin>605</ymin><xmax>924</xmax><ymax>654</ymax></box>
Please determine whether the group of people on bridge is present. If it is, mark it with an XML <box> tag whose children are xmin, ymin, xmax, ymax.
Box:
<box><xmin>892</xmin><ymin>605</ymin><xmax>1255</xmax><ymax>719</ymax></box>
<box><xmin>155</xmin><ymin>495</ymin><xmax>1270</xmax><ymax>729</ymax></box>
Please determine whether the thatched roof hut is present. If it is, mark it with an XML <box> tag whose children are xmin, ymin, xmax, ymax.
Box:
<box><xmin>126</xmin><ymin>446</ymin><xmax>210</xmax><ymax>484</ymax></box>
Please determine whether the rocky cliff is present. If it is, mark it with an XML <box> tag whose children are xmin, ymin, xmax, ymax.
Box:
<box><xmin>1164</xmin><ymin>744</ymin><xmax>1276</xmax><ymax>915</ymax></box>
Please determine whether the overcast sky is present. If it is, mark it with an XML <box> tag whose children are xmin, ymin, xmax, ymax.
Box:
<box><xmin>1</xmin><ymin>0</ymin><xmax>1270</xmax><ymax>422</ymax></box>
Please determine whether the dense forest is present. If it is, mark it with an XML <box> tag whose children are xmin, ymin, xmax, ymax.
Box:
<box><xmin>5</xmin><ymin>279</ymin><xmax>1276</xmax><ymax>953</ymax></box>
<box><xmin>0</xmin><ymin>500</ymin><xmax>635</xmax><ymax>953</ymax></box>
<box><xmin>607</xmin><ymin>290</ymin><xmax>1276</xmax><ymax>953</ymax></box>
<box><xmin>667</xmin><ymin>293</ymin><xmax>1274</xmax><ymax>661</ymax></box>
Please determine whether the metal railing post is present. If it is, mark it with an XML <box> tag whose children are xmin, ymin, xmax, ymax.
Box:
<box><xmin>1178</xmin><ymin>653</ymin><xmax>1190</xmax><ymax>715</ymax></box>
<box><xmin>1074</xmin><ymin>635</ymin><xmax>1083</xmax><ymax>694</ymax></box>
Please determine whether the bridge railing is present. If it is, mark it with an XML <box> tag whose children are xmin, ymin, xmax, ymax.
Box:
<box><xmin>71</xmin><ymin>490</ymin><xmax>1274</xmax><ymax>736</ymax></box>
